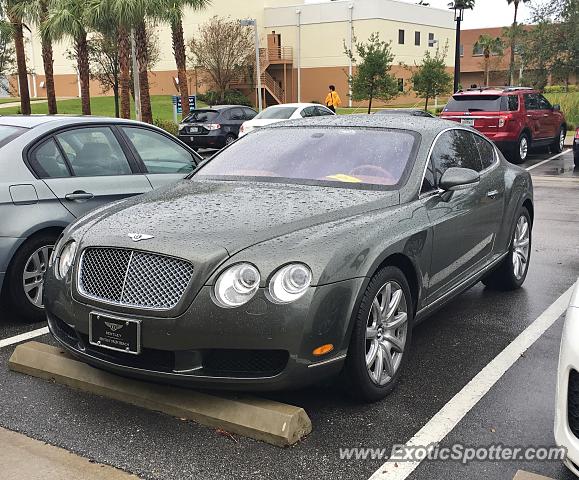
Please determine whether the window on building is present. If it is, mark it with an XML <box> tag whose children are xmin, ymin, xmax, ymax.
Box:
<box><xmin>398</xmin><ymin>29</ymin><xmax>405</xmax><ymax>45</ymax></box>
<box><xmin>460</xmin><ymin>44</ymin><xmax>464</xmax><ymax>56</ymax></box>
<box><xmin>415</xmin><ymin>31</ymin><xmax>421</xmax><ymax>46</ymax></box>
<box><xmin>428</xmin><ymin>33</ymin><xmax>435</xmax><ymax>47</ymax></box>
<box><xmin>473</xmin><ymin>43</ymin><xmax>484</xmax><ymax>56</ymax></box>
<box><xmin>397</xmin><ymin>78</ymin><xmax>404</xmax><ymax>92</ymax></box>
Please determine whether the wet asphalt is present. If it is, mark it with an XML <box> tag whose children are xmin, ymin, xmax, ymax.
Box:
<box><xmin>0</xmin><ymin>149</ymin><xmax>577</xmax><ymax>480</ymax></box>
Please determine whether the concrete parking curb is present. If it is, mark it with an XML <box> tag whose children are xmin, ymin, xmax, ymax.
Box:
<box><xmin>9</xmin><ymin>341</ymin><xmax>312</xmax><ymax>447</ymax></box>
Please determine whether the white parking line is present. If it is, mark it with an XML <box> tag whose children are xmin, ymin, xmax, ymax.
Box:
<box><xmin>526</xmin><ymin>150</ymin><xmax>570</xmax><ymax>171</ymax></box>
<box><xmin>0</xmin><ymin>327</ymin><xmax>49</xmax><ymax>349</ymax></box>
<box><xmin>368</xmin><ymin>283</ymin><xmax>575</xmax><ymax>480</ymax></box>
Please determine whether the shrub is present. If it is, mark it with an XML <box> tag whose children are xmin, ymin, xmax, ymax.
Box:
<box><xmin>153</xmin><ymin>118</ymin><xmax>178</xmax><ymax>136</ymax></box>
<box><xmin>197</xmin><ymin>89</ymin><xmax>252</xmax><ymax>107</ymax></box>
<box><xmin>544</xmin><ymin>85</ymin><xmax>578</xmax><ymax>94</ymax></box>
<box><xmin>544</xmin><ymin>92</ymin><xmax>579</xmax><ymax>131</ymax></box>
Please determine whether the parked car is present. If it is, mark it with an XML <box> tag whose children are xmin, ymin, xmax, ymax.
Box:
<box><xmin>0</xmin><ymin>116</ymin><xmax>201</xmax><ymax>320</ymax></box>
<box><xmin>441</xmin><ymin>87</ymin><xmax>567</xmax><ymax>164</ymax></box>
<box><xmin>45</xmin><ymin>115</ymin><xmax>534</xmax><ymax>401</ymax></box>
<box><xmin>239</xmin><ymin>103</ymin><xmax>334</xmax><ymax>137</ymax></box>
<box><xmin>178</xmin><ymin>105</ymin><xmax>257</xmax><ymax>149</ymax></box>
<box><xmin>374</xmin><ymin>108</ymin><xmax>435</xmax><ymax>118</ymax></box>
<box><xmin>555</xmin><ymin>281</ymin><xmax>579</xmax><ymax>476</ymax></box>
<box><xmin>574</xmin><ymin>127</ymin><xmax>579</xmax><ymax>168</ymax></box>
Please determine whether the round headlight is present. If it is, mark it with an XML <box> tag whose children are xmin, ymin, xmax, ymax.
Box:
<box><xmin>268</xmin><ymin>264</ymin><xmax>312</xmax><ymax>304</ymax></box>
<box><xmin>57</xmin><ymin>241</ymin><xmax>77</xmax><ymax>279</ymax></box>
<box><xmin>213</xmin><ymin>263</ymin><xmax>260</xmax><ymax>308</ymax></box>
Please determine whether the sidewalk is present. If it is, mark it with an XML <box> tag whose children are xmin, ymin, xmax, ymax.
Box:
<box><xmin>0</xmin><ymin>427</ymin><xmax>139</xmax><ymax>480</ymax></box>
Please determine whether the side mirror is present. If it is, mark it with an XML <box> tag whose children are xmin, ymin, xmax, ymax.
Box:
<box><xmin>439</xmin><ymin>167</ymin><xmax>480</xmax><ymax>191</ymax></box>
<box><xmin>553</xmin><ymin>104</ymin><xmax>561</xmax><ymax>111</ymax></box>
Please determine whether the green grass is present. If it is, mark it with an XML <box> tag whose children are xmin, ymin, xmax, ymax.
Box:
<box><xmin>0</xmin><ymin>95</ymin><xmax>207</xmax><ymax>122</ymax></box>
<box><xmin>0</xmin><ymin>97</ymin><xmax>20</xmax><ymax>105</ymax></box>
<box><xmin>545</xmin><ymin>92</ymin><xmax>578</xmax><ymax>130</ymax></box>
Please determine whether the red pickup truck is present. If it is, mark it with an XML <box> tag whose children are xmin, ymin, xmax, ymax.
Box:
<box><xmin>441</xmin><ymin>87</ymin><xmax>567</xmax><ymax>164</ymax></box>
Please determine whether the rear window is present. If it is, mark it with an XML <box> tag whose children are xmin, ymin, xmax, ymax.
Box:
<box><xmin>184</xmin><ymin>110</ymin><xmax>219</xmax><ymax>123</ymax></box>
<box><xmin>195</xmin><ymin>127</ymin><xmax>419</xmax><ymax>189</ymax></box>
<box><xmin>445</xmin><ymin>95</ymin><xmax>508</xmax><ymax>113</ymax></box>
<box><xmin>255</xmin><ymin>107</ymin><xmax>297</xmax><ymax>120</ymax></box>
<box><xmin>0</xmin><ymin>125</ymin><xmax>26</xmax><ymax>147</ymax></box>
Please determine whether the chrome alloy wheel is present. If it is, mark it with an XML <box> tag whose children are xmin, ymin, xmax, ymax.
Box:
<box><xmin>512</xmin><ymin>216</ymin><xmax>530</xmax><ymax>280</ymax></box>
<box><xmin>519</xmin><ymin>136</ymin><xmax>529</xmax><ymax>161</ymax></box>
<box><xmin>22</xmin><ymin>245</ymin><xmax>52</xmax><ymax>308</ymax></box>
<box><xmin>365</xmin><ymin>281</ymin><xmax>408</xmax><ymax>386</ymax></box>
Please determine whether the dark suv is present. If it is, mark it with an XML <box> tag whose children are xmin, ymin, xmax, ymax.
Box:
<box><xmin>178</xmin><ymin>105</ymin><xmax>257</xmax><ymax>150</ymax></box>
<box><xmin>441</xmin><ymin>87</ymin><xmax>567</xmax><ymax>164</ymax></box>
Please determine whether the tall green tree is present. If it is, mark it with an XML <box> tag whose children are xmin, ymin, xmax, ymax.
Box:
<box><xmin>409</xmin><ymin>45</ymin><xmax>453</xmax><ymax>111</ymax></box>
<box><xmin>506</xmin><ymin>0</ymin><xmax>530</xmax><ymax>85</ymax></box>
<box><xmin>344</xmin><ymin>32</ymin><xmax>399</xmax><ymax>114</ymax></box>
<box><xmin>3</xmin><ymin>0</ymin><xmax>31</xmax><ymax>114</ymax></box>
<box><xmin>44</xmin><ymin>0</ymin><xmax>91</xmax><ymax>115</ymax></box>
<box><xmin>11</xmin><ymin>0</ymin><xmax>58</xmax><ymax>114</ymax></box>
<box><xmin>159</xmin><ymin>0</ymin><xmax>210</xmax><ymax>118</ymax></box>
<box><xmin>474</xmin><ymin>34</ymin><xmax>504</xmax><ymax>86</ymax></box>
<box><xmin>0</xmin><ymin>15</ymin><xmax>15</xmax><ymax>94</ymax></box>
<box><xmin>448</xmin><ymin>0</ymin><xmax>475</xmax><ymax>92</ymax></box>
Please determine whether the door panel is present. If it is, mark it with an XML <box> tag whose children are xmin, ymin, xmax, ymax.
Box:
<box><xmin>425</xmin><ymin>130</ymin><xmax>504</xmax><ymax>302</ymax></box>
<box><xmin>524</xmin><ymin>94</ymin><xmax>545</xmax><ymax>140</ymax></box>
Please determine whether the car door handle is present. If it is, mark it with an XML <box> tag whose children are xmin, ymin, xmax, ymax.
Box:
<box><xmin>487</xmin><ymin>190</ymin><xmax>499</xmax><ymax>199</ymax></box>
<box><xmin>65</xmin><ymin>191</ymin><xmax>94</xmax><ymax>201</ymax></box>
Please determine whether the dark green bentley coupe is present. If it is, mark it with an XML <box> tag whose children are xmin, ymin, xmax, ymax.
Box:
<box><xmin>45</xmin><ymin>115</ymin><xmax>533</xmax><ymax>402</ymax></box>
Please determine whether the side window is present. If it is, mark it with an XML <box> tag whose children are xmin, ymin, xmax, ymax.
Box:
<box><xmin>524</xmin><ymin>94</ymin><xmax>540</xmax><ymax>110</ymax></box>
<box><xmin>474</xmin><ymin>135</ymin><xmax>496</xmax><ymax>169</ymax></box>
<box><xmin>55</xmin><ymin>127</ymin><xmax>132</xmax><ymax>177</ymax></box>
<box><xmin>29</xmin><ymin>138</ymin><xmax>71</xmax><ymax>178</ymax></box>
<box><xmin>315</xmin><ymin>106</ymin><xmax>334</xmax><ymax>116</ymax></box>
<box><xmin>537</xmin><ymin>94</ymin><xmax>552</xmax><ymax>110</ymax></box>
<box><xmin>243</xmin><ymin>108</ymin><xmax>257</xmax><ymax>120</ymax></box>
<box><xmin>230</xmin><ymin>108</ymin><xmax>244</xmax><ymax>120</ymax></box>
<box><xmin>508</xmin><ymin>95</ymin><xmax>519</xmax><ymax>111</ymax></box>
<box><xmin>122</xmin><ymin>127</ymin><xmax>195</xmax><ymax>174</ymax></box>
<box><xmin>300</xmin><ymin>107</ymin><xmax>316</xmax><ymax>118</ymax></box>
<box><xmin>431</xmin><ymin>130</ymin><xmax>483</xmax><ymax>183</ymax></box>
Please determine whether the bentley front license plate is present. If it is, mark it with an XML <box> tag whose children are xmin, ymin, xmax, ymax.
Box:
<box><xmin>89</xmin><ymin>312</ymin><xmax>141</xmax><ymax>355</ymax></box>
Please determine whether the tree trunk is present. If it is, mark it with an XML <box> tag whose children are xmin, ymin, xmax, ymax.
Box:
<box><xmin>485</xmin><ymin>59</ymin><xmax>490</xmax><ymax>87</ymax></box>
<box><xmin>113</xmin><ymin>80</ymin><xmax>120</xmax><ymax>118</ymax></box>
<box><xmin>118</xmin><ymin>26</ymin><xmax>131</xmax><ymax>119</ymax></box>
<box><xmin>135</xmin><ymin>21</ymin><xmax>153</xmax><ymax>124</ymax></box>
<box><xmin>9</xmin><ymin>14</ymin><xmax>30</xmax><ymax>115</ymax></box>
<box><xmin>509</xmin><ymin>1</ymin><xmax>519</xmax><ymax>86</ymax></box>
<box><xmin>75</xmin><ymin>34</ymin><xmax>91</xmax><ymax>115</ymax></box>
<box><xmin>39</xmin><ymin>1</ymin><xmax>57</xmax><ymax>114</ymax></box>
<box><xmin>424</xmin><ymin>95</ymin><xmax>429</xmax><ymax>111</ymax></box>
<box><xmin>171</xmin><ymin>18</ymin><xmax>190</xmax><ymax>118</ymax></box>
<box><xmin>367</xmin><ymin>86</ymin><xmax>373</xmax><ymax>114</ymax></box>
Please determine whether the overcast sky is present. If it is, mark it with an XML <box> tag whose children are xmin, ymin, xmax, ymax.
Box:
<box><xmin>397</xmin><ymin>0</ymin><xmax>536</xmax><ymax>29</ymax></box>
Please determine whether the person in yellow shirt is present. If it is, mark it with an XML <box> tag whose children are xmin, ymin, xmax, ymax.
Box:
<box><xmin>325</xmin><ymin>85</ymin><xmax>341</xmax><ymax>113</ymax></box>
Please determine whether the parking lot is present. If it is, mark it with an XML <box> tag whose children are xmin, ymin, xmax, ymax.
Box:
<box><xmin>0</xmin><ymin>148</ymin><xmax>577</xmax><ymax>480</ymax></box>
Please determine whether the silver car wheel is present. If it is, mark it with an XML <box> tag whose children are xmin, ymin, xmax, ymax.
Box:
<box><xmin>22</xmin><ymin>245</ymin><xmax>52</xmax><ymax>308</ymax></box>
<box><xmin>519</xmin><ymin>136</ymin><xmax>528</xmax><ymax>161</ymax></box>
<box><xmin>365</xmin><ymin>281</ymin><xmax>408</xmax><ymax>386</ymax></box>
<box><xmin>512</xmin><ymin>216</ymin><xmax>530</xmax><ymax>280</ymax></box>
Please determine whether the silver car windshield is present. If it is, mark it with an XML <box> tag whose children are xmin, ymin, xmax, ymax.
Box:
<box><xmin>195</xmin><ymin>127</ymin><xmax>419</xmax><ymax>188</ymax></box>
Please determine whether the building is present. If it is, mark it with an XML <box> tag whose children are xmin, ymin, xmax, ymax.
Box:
<box><xmin>19</xmin><ymin>0</ymin><xmax>456</xmax><ymax>107</ymax></box>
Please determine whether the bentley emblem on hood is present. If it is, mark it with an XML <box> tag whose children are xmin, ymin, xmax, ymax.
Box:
<box><xmin>128</xmin><ymin>233</ymin><xmax>154</xmax><ymax>242</ymax></box>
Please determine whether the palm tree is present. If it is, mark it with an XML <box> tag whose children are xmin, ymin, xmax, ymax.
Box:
<box><xmin>506</xmin><ymin>0</ymin><xmax>530</xmax><ymax>86</ymax></box>
<box><xmin>474</xmin><ymin>34</ymin><xmax>504</xmax><ymax>86</ymax></box>
<box><xmin>3</xmin><ymin>0</ymin><xmax>31</xmax><ymax>114</ymax></box>
<box><xmin>159</xmin><ymin>0</ymin><xmax>209</xmax><ymax>118</ymax></box>
<box><xmin>448</xmin><ymin>0</ymin><xmax>475</xmax><ymax>92</ymax></box>
<box><xmin>44</xmin><ymin>0</ymin><xmax>91</xmax><ymax>115</ymax></box>
<box><xmin>11</xmin><ymin>0</ymin><xmax>58</xmax><ymax>114</ymax></box>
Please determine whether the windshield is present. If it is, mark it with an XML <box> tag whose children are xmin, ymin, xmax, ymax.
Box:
<box><xmin>255</xmin><ymin>107</ymin><xmax>297</xmax><ymax>120</ymax></box>
<box><xmin>445</xmin><ymin>95</ymin><xmax>506</xmax><ymax>112</ymax></box>
<box><xmin>195</xmin><ymin>127</ymin><xmax>418</xmax><ymax>188</ymax></box>
<box><xmin>0</xmin><ymin>125</ymin><xmax>26</xmax><ymax>147</ymax></box>
<box><xmin>184</xmin><ymin>110</ymin><xmax>219</xmax><ymax>123</ymax></box>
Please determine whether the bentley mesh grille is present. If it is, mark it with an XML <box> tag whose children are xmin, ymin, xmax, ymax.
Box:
<box><xmin>78</xmin><ymin>248</ymin><xmax>194</xmax><ymax>310</ymax></box>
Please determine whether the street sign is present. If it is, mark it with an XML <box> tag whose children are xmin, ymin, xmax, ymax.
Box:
<box><xmin>172</xmin><ymin>95</ymin><xmax>197</xmax><ymax>115</ymax></box>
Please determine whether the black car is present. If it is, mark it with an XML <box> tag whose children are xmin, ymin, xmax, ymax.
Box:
<box><xmin>178</xmin><ymin>105</ymin><xmax>257</xmax><ymax>150</ymax></box>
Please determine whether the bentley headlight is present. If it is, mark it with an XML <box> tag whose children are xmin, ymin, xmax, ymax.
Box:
<box><xmin>57</xmin><ymin>241</ymin><xmax>77</xmax><ymax>279</ymax></box>
<box><xmin>213</xmin><ymin>263</ymin><xmax>260</xmax><ymax>308</ymax></box>
<box><xmin>268</xmin><ymin>264</ymin><xmax>312</xmax><ymax>304</ymax></box>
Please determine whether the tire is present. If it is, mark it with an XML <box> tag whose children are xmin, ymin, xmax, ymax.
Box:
<box><xmin>551</xmin><ymin>126</ymin><xmax>566</xmax><ymax>154</ymax></box>
<box><xmin>510</xmin><ymin>133</ymin><xmax>530</xmax><ymax>164</ymax></box>
<box><xmin>343</xmin><ymin>266</ymin><xmax>413</xmax><ymax>402</ymax></box>
<box><xmin>482</xmin><ymin>208</ymin><xmax>532</xmax><ymax>291</ymax></box>
<box><xmin>6</xmin><ymin>232</ymin><xmax>59</xmax><ymax>322</ymax></box>
<box><xmin>225</xmin><ymin>134</ymin><xmax>236</xmax><ymax>146</ymax></box>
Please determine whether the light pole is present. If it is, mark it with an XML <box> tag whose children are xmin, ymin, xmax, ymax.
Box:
<box><xmin>296</xmin><ymin>8</ymin><xmax>301</xmax><ymax>102</ymax></box>
<box><xmin>452</xmin><ymin>5</ymin><xmax>465</xmax><ymax>93</ymax></box>
<box><xmin>240</xmin><ymin>19</ymin><xmax>262</xmax><ymax>112</ymax></box>
<box><xmin>348</xmin><ymin>3</ymin><xmax>353</xmax><ymax>108</ymax></box>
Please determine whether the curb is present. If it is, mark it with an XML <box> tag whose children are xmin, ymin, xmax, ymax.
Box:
<box><xmin>9</xmin><ymin>341</ymin><xmax>312</xmax><ymax>447</ymax></box>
